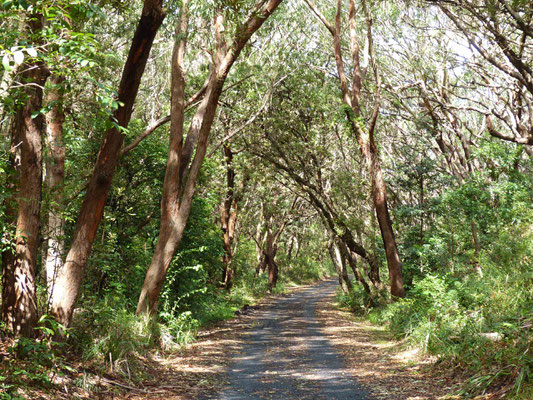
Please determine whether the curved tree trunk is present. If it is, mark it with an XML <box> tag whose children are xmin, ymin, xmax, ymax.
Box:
<box><xmin>136</xmin><ymin>0</ymin><xmax>284</xmax><ymax>316</ymax></box>
<box><xmin>338</xmin><ymin>239</ymin><xmax>372</xmax><ymax>297</ymax></box>
<box><xmin>356</xmin><ymin>228</ymin><xmax>381</xmax><ymax>289</ymax></box>
<box><xmin>304</xmin><ymin>0</ymin><xmax>405</xmax><ymax>298</ymax></box>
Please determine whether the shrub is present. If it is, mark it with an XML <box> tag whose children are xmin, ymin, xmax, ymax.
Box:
<box><xmin>369</xmin><ymin>269</ymin><xmax>532</xmax><ymax>397</ymax></box>
<box><xmin>69</xmin><ymin>303</ymin><xmax>159</xmax><ymax>379</ymax></box>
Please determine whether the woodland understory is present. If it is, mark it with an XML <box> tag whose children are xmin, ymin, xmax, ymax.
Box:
<box><xmin>0</xmin><ymin>0</ymin><xmax>532</xmax><ymax>399</ymax></box>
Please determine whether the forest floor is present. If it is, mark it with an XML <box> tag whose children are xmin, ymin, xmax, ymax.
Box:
<box><xmin>18</xmin><ymin>279</ymin><xmax>485</xmax><ymax>399</ymax></box>
<box><xmin>119</xmin><ymin>279</ymin><xmax>464</xmax><ymax>400</ymax></box>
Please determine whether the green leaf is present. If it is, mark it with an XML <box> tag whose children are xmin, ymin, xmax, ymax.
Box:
<box><xmin>1</xmin><ymin>54</ymin><xmax>10</xmax><ymax>70</ymax></box>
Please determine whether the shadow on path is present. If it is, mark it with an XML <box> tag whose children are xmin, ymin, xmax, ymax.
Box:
<box><xmin>204</xmin><ymin>280</ymin><xmax>371</xmax><ymax>400</ymax></box>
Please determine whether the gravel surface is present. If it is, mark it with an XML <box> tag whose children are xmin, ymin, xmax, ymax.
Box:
<box><xmin>205</xmin><ymin>279</ymin><xmax>370</xmax><ymax>400</ymax></box>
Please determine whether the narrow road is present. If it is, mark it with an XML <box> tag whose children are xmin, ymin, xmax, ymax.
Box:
<box><xmin>206</xmin><ymin>280</ymin><xmax>370</xmax><ymax>400</ymax></box>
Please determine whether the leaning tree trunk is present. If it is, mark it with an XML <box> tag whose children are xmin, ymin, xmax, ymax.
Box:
<box><xmin>44</xmin><ymin>73</ymin><xmax>66</xmax><ymax>305</ymax></box>
<box><xmin>304</xmin><ymin>0</ymin><xmax>405</xmax><ymax>298</ymax></box>
<box><xmin>136</xmin><ymin>65</ymin><xmax>226</xmax><ymax>315</ymax></box>
<box><xmin>49</xmin><ymin>0</ymin><xmax>165</xmax><ymax>328</ymax></box>
<box><xmin>356</xmin><ymin>228</ymin><xmax>381</xmax><ymax>289</ymax></box>
<box><xmin>1</xmin><ymin>21</ymin><xmax>49</xmax><ymax>336</ymax></box>
<box><xmin>342</xmin><ymin>243</ymin><xmax>372</xmax><ymax>297</ymax></box>
<box><xmin>136</xmin><ymin>0</ymin><xmax>284</xmax><ymax>316</ymax></box>
<box><xmin>361</xmin><ymin>139</ymin><xmax>405</xmax><ymax>298</ymax></box>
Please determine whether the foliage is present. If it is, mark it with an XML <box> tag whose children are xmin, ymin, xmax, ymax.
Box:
<box><xmin>0</xmin><ymin>316</ymin><xmax>72</xmax><ymax>399</ymax></box>
<box><xmin>370</xmin><ymin>150</ymin><xmax>533</xmax><ymax>396</ymax></box>
<box><xmin>68</xmin><ymin>303</ymin><xmax>159</xmax><ymax>379</ymax></box>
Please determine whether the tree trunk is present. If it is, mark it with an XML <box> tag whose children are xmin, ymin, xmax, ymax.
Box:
<box><xmin>329</xmin><ymin>242</ymin><xmax>352</xmax><ymax>293</ymax></box>
<box><xmin>44</xmin><ymin>73</ymin><xmax>66</xmax><ymax>306</ymax></box>
<box><xmin>1</xmin><ymin>23</ymin><xmax>49</xmax><ymax>336</ymax></box>
<box><xmin>304</xmin><ymin>0</ymin><xmax>405</xmax><ymax>298</ymax></box>
<box><xmin>136</xmin><ymin>0</ymin><xmax>284</xmax><ymax>316</ymax></box>
<box><xmin>266</xmin><ymin>250</ymin><xmax>278</xmax><ymax>292</ymax></box>
<box><xmin>356</xmin><ymin>228</ymin><xmax>380</xmax><ymax>289</ymax></box>
<box><xmin>286</xmin><ymin>235</ymin><xmax>295</xmax><ymax>261</ymax></box>
<box><xmin>136</xmin><ymin>63</ymin><xmax>226</xmax><ymax>316</ymax></box>
<box><xmin>264</xmin><ymin>222</ymin><xmax>285</xmax><ymax>292</ymax></box>
<box><xmin>49</xmin><ymin>1</ymin><xmax>165</xmax><ymax>328</ymax></box>
<box><xmin>362</xmin><ymin>139</ymin><xmax>405</xmax><ymax>298</ymax></box>
<box><xmin>419</xmin><ymin>173</ymin><xmax>424</xmax><ymax>271</ymax></box>
<box><xmin>220</xmin><ymin>143</ymin><xmax>239</xmax><ymax>291</ymax></box>
<box><xmin>339</xmin><ymin>240</ymin><xmax>372</xmax><ymax>297</ymax></box>
<box><xmin>254</xmin><ymin>221</ymin><xmax>265</xmax><ymax>277</ymax></box>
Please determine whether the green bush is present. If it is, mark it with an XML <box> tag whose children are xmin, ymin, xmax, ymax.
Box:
<box><xmin>369</xmin><ymin>268</ymin><xmax>532</xmax><ymax>397</ymax></box>
<box><xmin>0</xmin><ymin>316</ymin><xmax>72</xmax><ymax>399</ymax></box>
<box><xmin>69</xmin><ymin>303</ymin><xmax>159</xmax><ymax>378</ymax></box>
<box><xmin>336</xmin><ymin>285</ymin><xmax>378</xmax><ymax>315</ymax></box>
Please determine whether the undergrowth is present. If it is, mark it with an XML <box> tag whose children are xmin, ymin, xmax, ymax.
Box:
<box><xmin>340</xmin><ymin>262</ymin><xmax>533</xmax><ymax>398</ymax></box>
<box><xmin>0</xmin><ymin>317</ymin><xmax>73</xmax><ymax>399</ymax></box>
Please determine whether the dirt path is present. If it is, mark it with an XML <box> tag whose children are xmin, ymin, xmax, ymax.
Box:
<box><xmin>122</xmin><ymin>279</ymin><xmax>458</xmax><ymax>400</ymax></box>
<box><xmin>315</xmin><ymin>288</ymin><xmax>459</xmax><ymax>400</ymax></box>
<box><xmin>204</xmin><ymin>279</ymin><xmax>370</xmax><ymax>400</ymax></box>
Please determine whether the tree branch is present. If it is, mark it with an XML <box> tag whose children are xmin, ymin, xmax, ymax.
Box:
<box><xmin>302</xmin><ymin>0</ymin><xmax>334</xmax><ymax>35</ymax></box>
<box><xmin>486</xmin><ymin>114</ymin><xmax>533</xmax><ymax>145</ymax></box>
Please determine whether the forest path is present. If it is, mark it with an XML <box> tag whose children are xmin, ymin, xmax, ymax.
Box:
<box><xmin>204</xmin><ymin>279</ymin><xmax>370</xmax><ymax>400</ymax></box>
<box><xmin>125</xmin><ymin>279</ymin><xmax>456</xmax><ymax>400</ymax></box>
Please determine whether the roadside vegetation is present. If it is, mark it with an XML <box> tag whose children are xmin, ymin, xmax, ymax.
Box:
<box><xmin>1</xmin><ymin>0</ymin><xmax>532</xmax><ymax>399</ymax></box>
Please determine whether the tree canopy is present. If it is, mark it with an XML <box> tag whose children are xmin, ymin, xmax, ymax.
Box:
<box><xmin>0</xmin><ymin>0</ymin><xmax>532</xmax><ymax>398</ymax></box>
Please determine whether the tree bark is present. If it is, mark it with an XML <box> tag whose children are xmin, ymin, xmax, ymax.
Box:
<box><xmin>254</xmin><ymin>220</ymin><xmax>266</xmax><ymax>277</ymax></box>
<box><xmin>49</xmin><ymin>0</ymin><xmax>165</xmax><ymax>328</ymax></box>
<box><xmin>44</xmin><ymin>73</ymin><xmax>66</xmax><ymax>306</ymax></box>
<box><xmin>136</xmin><ymin>0</ymin><xmax>284</xmax><ymax>316</ymax></box>
<box><xmin>265</xmin><ymin>232</ymin><xmax>280</xmax><ymax>292</ymax></box>
<box><xmin>362</xmin><ymin>139</ymin><xmax>405</xmax><ymax>297</ymax></box>
<box><xmin>1</xmin><ymin>14</ymin><xmax>49</xmax><ymax>336</ymax></box>
<box><xmin>329</xmin><ymin>241</ymin><xmax>352</xmax><ymax>294</ymax></box>
<box><xmin>220</xmin><ymin>143</ymin><xmax>241</xmax><ymax>291</ymax></box>
<box><xmin>266</xmin><ymin>251</ymin><xmax>279</xmax><ymax>292</ymax></box>
<box><xmin>339</xmin><ymin>239</ymin><xmax>372</xmax><ymax>297</ymax></box>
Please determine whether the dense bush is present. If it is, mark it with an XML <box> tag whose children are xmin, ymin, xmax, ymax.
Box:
<box><xmin>369</xmin><ymin>268</ymin><xmax>532</xmax><ymax>396</ymax></box>
<box><xmin>370</xmin><ymin>144</ymin><xmax>533</xmax><ymax>397</ymax></box>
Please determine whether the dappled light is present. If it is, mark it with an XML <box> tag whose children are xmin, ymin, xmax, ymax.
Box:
<box><xmin>1</xmin><ymin>0</ymin><xmax>531</xmax><ymax>399</ymax></box>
